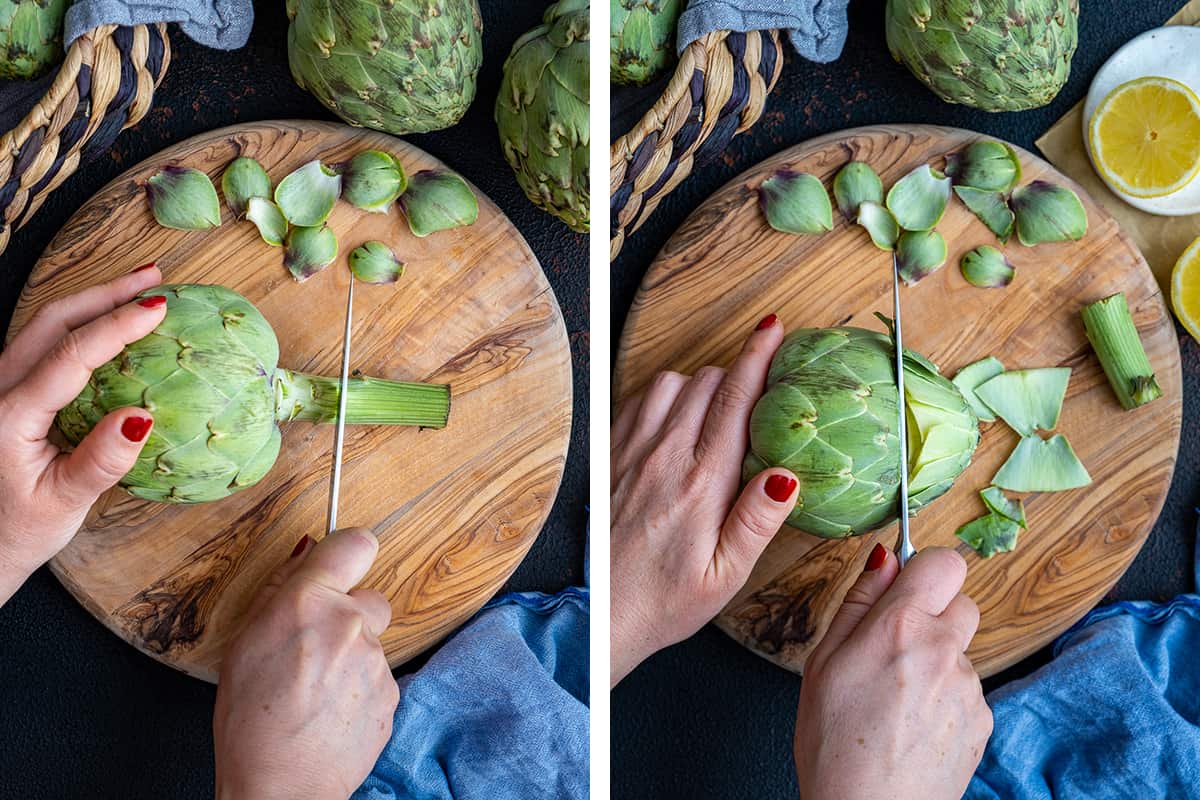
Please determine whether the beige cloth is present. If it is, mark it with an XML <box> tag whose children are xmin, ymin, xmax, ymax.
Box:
<box><xmin>1036</xmin><ymin>2</ymin><xmax>1200</xmax><ymax>293</ymax></box>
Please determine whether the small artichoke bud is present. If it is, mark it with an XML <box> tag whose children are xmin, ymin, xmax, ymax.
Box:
<box><xmin>856</xmin><ymin>201</ymin><xmax>899</xmax><ymax>251</ymax></box>
<box><xmin>1011</xmin><ymin>181</ymin><xmax>1088</xmax><ymax>245</ymax></box>
<box><xmin>348</xmin><ymin>241</ymin><xmax>405</xmax><ymax>284</ymax></box>
<box><xmin>960</xmin><ymin>245</ymin><xmax>1015</xmax><ymax>288</ymax></box>
<box><xmin>284</xmin><ymin>225</ymin><xmax>338</xmax><ymax>282</ymax></box>
<box><xmin>246</xmin><ymin>197</ymin><xmax>288</xmax><ymax>246</ymax></box>
<box><xmin>896</xmin><ymin>229</ymin><xmax>947</xmax><ymax>285</ymax></box>
<box><xmin>954</xmin><ymin>186</ymin><xmax>1014</xmax><ymax>242</ymax></box>
<box><xmin>275</xmin><ymin>160</ymin><xmax>341</xmax><ymax>227</ymax></box>
<box><xmin>221</xmin><ymin>157</ymin><xmax>271</xmax><ymax>218</ymax></box>
<box><xmin>945</xmin><ymin>141</ymin><xmax>1022</xmax><ymax>193</ymax></box>
<box><xmin>833</xmin><ymin>161</ymin><xmax>884</xmax><ymax>219</ymax></box>
<box><xmin>886</xmin><ymin>164</ymin><xmax>951</xmax><ymax>232</ymax></box>
<box><xmin>758</xmin><ymin>170</ymin><xmax>833</xmax><ymax>235</ymax></box>
<box><xmin>399</xmin><ymin>170</ymin><xmax>480</xmax><ymax>237</ymax></box>
<box><xmin>341</xmin><ymin>151</ymin><xmax>407</xmax><ymax>213</ymax></box>
<box><xmin>146</xmin><ymin>166</ymin><xmax>221</xmax><ymax>230</ymax></box>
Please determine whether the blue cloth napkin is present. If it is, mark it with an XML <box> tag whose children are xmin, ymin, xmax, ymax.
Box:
<box><xmin>966</xmin><ymin>523</ymin><xmax>1200</xmax><ymax>799</ymax></box>
<box><xmin>65</xmin><ymin>0</ymin><xmax>252</xmax><ymax>49</ymax></box>
<box><xmin>354</xmin><ymin>587</ymin><xmax>590</xmax><ymax>800</ymax></box>
<box><xmin>677</xmin><ymin>0</ymin><xmax>851</xmax><ymax>64</ymax></box>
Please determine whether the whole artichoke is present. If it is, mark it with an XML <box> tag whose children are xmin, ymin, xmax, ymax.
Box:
<box><xmin>743</xmin><ymin>327</ymin><xmax>978</xmax><ymax>538</ymax></box>
<box><xmin>610</xmin><ymin>0</ymin><xmax>682</xmax><ymax>86</ymax></box>
<box><xmin>287</xmin><ymin>0</ymin><xmax>483</xmax><ymax>135</ymax></box>
<box><xmin>56</xmin><ymin>285</ymin><xmax>449</xmax><ymax>504</ymax></box>
<box><xmin>496</xmin><ymin>0</ymin><xmax>589</xmax><ymax>233</ymax></box>
<box><xmin>0</xmin><ymin>0</ymin><xmax>68</xmax><ymax>80</ymax></box>
<box><xmin>885</xmin><ymin>0</ymin><xmax>1079</xmax><ymax>113</ymax></box>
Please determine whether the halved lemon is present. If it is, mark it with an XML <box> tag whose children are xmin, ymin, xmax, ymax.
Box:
<box><xmin>1171</xmin><ymin>235</ymin><xmax>1200</xmax><ymax>343</ymax></box>
<box><xmin>1089</xmin><ymin>76</ymin><xmax>1200</xmax><ymax>199</ymax></box>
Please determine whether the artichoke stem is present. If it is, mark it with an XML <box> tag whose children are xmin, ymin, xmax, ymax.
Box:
<box><xmin>276</xmin><ymin>371</ymin><xmax>450</xmax><ymax>428</ymax></box>
<box><xmin>1080</xmin><ymin>293</ymin><xmax>1162</xmax><ymax>411</ymax></box>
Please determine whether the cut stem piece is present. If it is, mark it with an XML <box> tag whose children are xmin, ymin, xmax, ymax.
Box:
<box><xmin>952</xmin><ymin>356</ymin><xmax>1005</xmax><ymax>422</ymax></box>
<box><xmin>980</xmin><ymin>485</ymin><xmax>1026</xmax><ymax>528</ymax></box>
<box><xmin>975</xmin><ymin>368</ymin><xmax>1071</xmax><ymax>436</ymax></box>
<box><xmin>1080</xmin><ymin>292</ymin><xmax>1163</xmax><ymax>410</ymax></box>
<box><xmin>993</xmin><ymin>434</ymin><xmax>1092</xmax><ymax>492</ymax></box>
<box><xmin>956</xmin><ymin>512</ymin><xmax>1021</xmax><ymax>558</ymax></box>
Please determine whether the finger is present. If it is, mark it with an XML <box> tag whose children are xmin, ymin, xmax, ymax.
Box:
<box><xmin>290</xmin><ymin>527</ymin><xmax>379</xmax><ymax>594</ymax></box>
<box><xmin>40</xmin><ymin>408</ymin><xmax>154</xmax><ymax>506</ymax></box>
<box><xmin>611</xmin><ymin>392</ymin><xmax>643</xmax><ymax>449</ymax></box>
<box><xmin>940</xmin><ymin>592</ymin><xmax>981</xmax><ymax>653</ymax></box>
<box><xmin>661</xmin><ymin>366</ymin><xmax>725</xmax><ymax>442</ymax></box>
<box><xmin>348</xmin><ymin>588</ymin><xmax>393</xmax><ymax>638</ymax></box>
<box><xmin>712</xmin><ymin>468</ymin><xmax>798</xmax><ymax>586</ymax></box>
<box><xmin>872</xmin><ymin>546</ymin><xmax>967</xmax><ymax>619</ymax></box>
<box><xmin>272</xmin><ymin>535</ymin><xmax>317</xmax><ymax>585</ymax></box>
<box><xmin>695</xmin><ymin>313</ymin><xmax>784</xmax><ymax>464</ymax></box>
<box><xmin>619</xmin><ymin>371</ymin><xmax>688</xmax><ymax>469</ymax></box>
<box><xmin>0</xmin><ymin>264</ymin><xmax>161</xmax><ymax>389</ymax></box>
<box><xmin>4</xmin><ymin>295</ymin><xmax>168</xmax><ymax>441</ymax></box>
<box><xmin>810</xmin><ymin>541</ymin><xmax>900</xmax><ymax>667</ymax></box>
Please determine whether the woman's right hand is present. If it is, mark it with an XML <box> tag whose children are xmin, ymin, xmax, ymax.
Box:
<box><xmin>794</xmin><ymin>545</ymin><xmax>992</xmax><ymax>800</ymax></box>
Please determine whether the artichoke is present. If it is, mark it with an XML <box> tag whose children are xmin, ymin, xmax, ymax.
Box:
<box><xmin>0</xmin><ymin>0</ymin><xmax>67</xmax><ymax>80</ymax></box>
<box><xmin>56</xmin><ymin>285</ymin><xmax>449</xmax><ymax>504</ymax></box>
<box><xmin>496</xmin><ymin>0</ymin><xmax>589</xmax><ymax>233</ymax></box>
<box><xmin>884</xmin><ymin>0</ymin><xmax>1079</xmax><ymax>112</ymax></box>
<box><xmin>286</xmin><ymin>0</ymin><xmax>484</xmax><ymax>135</ymax></box>
<box><xmin>610</xmin><ymin>0</ymin><xmax>682</xmax><ymax>86</ymax></box>
<box><xmin>744</xmin><ymin>327</ymin><xmax>979</xmax><ymax>538</ymax></box>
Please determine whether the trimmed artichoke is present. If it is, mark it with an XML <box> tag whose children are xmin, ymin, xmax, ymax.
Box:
<box><xmin>56</xmin><ymin>285</ymin><xmax>449</xmax><ymax>504</ymax></box>
<box><xmin>744</xmin><ymin>327</ymin><xmax>979</xmax><ymax>538</ymax></box>
<box><xmin>496</xmin><ymin>0</ymin><xmax>590</xmax><ymax>233</ymax></box>
<box><xmin>884</xmin><ymin>0</ymin><xmax>1079</xmax><ymax>112</ymax></box>
<box><xmin>610</xmin><ymin>0</ymin><xmax>683</xmax><ymax>86</ymax></box>
<box><xmin>0</xmin><ymin>0</ymin><xmax>67</xmax><ymax>80</ymax></box>
<box><xmin>286</xmin><ymin>0</ymin><xmax>483</xmax><ymax>135</ymax></box>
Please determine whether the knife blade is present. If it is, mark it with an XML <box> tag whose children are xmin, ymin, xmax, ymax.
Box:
<box><xmin>892</xmin><ymin>251</ymin><xmax>914</xmax><ymax>568</ymax></box>
<box><xmin>326</xmin><ymin>277</ymin><xmax>354</xmax><ymax>534</ymax></box>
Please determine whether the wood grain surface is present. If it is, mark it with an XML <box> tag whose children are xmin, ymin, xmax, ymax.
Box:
<box><xmin>7</xmin><ymin>121</ymin><xmax>573</xmax><ymax>682</ymax></box>
<box><xmin>614</xmin><ymin>125</ymin><xmax>1182</xmax><ymax>678</ymax></box>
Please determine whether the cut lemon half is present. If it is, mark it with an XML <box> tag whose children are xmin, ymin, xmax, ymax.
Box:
<box><xmin>1089</xmin><ymin>76</ymin><xmax>1200</xmax><ymax>199</ymax></box>
<box><xmin>1171</xmin><ymin>235</ymin><xmax>1200</xmax><ymax>342</ymax></box>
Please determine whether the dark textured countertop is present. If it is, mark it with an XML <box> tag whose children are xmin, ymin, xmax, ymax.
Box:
<box><xmin>611</xmin><ymin>3</ymin><xmax>1200</xmax><ymax>798</ymax></box>
<box><xmin>0</xmin><ymin>3</ymin><xmax>587</xmax><ymax>797</ymax></box>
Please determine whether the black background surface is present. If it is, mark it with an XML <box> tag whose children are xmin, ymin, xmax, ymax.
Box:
<box><xmin>611</xmin><ymin>2</ymin><xmax>1200</xmax><ymax>798</ymax></box>
<box><xmin>0</xmin><ymin>2</ymin><xmax>588</xmax><ymax>797</ymax></box>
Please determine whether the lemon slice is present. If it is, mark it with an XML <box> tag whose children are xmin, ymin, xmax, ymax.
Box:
<box><xmin>1171</xmin><ymin>235</ymin><xmax>1200</xmax><ymax>342</ymax></box>
<box><xmin>1089</xmin><ymin>76</ymin><xmax>1200</xmax><ymax>199</ymax></box>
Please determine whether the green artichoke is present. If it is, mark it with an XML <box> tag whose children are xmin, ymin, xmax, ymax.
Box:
<box><xmin>286</xmin><ymin>0</ymin><xmax>484</xmax><ymax>135</ymax></box>
<box><xmin>496</xmin><ymin>0</ymin><xmax>589</xmax><ymax>233</ymax></box>
<box><xmin>744</xmin><ymin>327</ymin><xmax>979</xmax><ymax>538</ymax></box>
<box><xmin>56</xmin><ymin>285</ymin><xmax>450</xmax><ymax>504</ymax></box>
<box><xmin>0</xmin><ymin>0</ymin><xmax>67</xmax><ymax>81</ymax></box>
<box><xmin>610</xmin><ymin>0</ymin><xmax>682</xmax><ymax>86</ymax></box>
<box><xmin>884</xmin><ymin>0</ymin><xmax>1079</xmax><ymax>112</ymax></box>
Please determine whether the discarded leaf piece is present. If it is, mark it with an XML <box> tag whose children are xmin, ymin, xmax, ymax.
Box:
<box><xmin>221</xmin><ymin>157</ymin><xmax>271</xmax><ymax>218</ymax></box>
<box><xmin>348</xmin><ymin>241</ymin><xmax>404</xmax><ymax>284</ymax></box>
<box><xmin>886</xmin><ymin>164</ymin><xmax>951</xmax><ymax>231</ymax></box>
<box><xmin>980</xmin><ymin>485</ymin><xmax>1026</xmax><ymax>528</ymax></box>
<box><xmin>399</xmin><ymin>170</ymin><xmax>480</xmax><ymax>237</ymax></box>
<box><xmin>1080</xmin><ymin>292</ymin><xmax>1163</xmax><ymax>410</ymax></box>
<box><xmin>975</xmin><ymin>368</ymin><xmax>1071</xmax><ymax>436</ymax></box>
<box><xmin>284</xmin><ymin>225</ymin><xmax>338</xmax><ymax>282</ymax></box>
<box><xmin>246</xmin><ymin>197</ymin><xmax>287</xmax><ymax>246</ymax></box>
<box><xmin>758</xmin><ymin>170</ymin><xmax>833</xmax><ymax>235</ymax></box>
<box><xmin>896</xmin><ymin>229</ymin><xmax>948</xmax><ymax>284</ymax></box>
<box><xmin>956</xmin><ymin>512</ymin><xmax>1021</xmax><ymax>558</ymax></box>
<box><xmin>954</xmin><ymin>186</ymin><xmax>1015</xmax><ymax>242</ymax></box>
<box><xmin>833</xmin><ymin>161</ymin><xmax>883</xmax><ymax>218</ymax></box>
<box><xmin>960</xmin><ymin>245</ymin><xmax>1014</xmax><ymax>288</ymax></box>
<box><xmin>341</xmin><ymin>150</ymin><xmax>407</xmax><ymax>213</ymax></box>
<box><xmin>275</xmin><ymin>160</ymin><xmax>341</xmax><ymax>227</ymax></box>
<box><xmin>952</xmin><ymin>356</ymin><xmax>1005</xmax><ymax>422</ymax></box>
<box><xmin>857</xmin><ymin>202</ymin><xmax>899</xmax><ymax>250</ymax></box>
<box><xmin>993</xmin><ymin>434</ymin><xmax>1092</xmax><ymax>492</ymax></box>
<box><xmin>1011</xmin><ymin>181</ymin><xmax>1087</xmax><ymax>245</ymax></box>
<box><xmin>945</xmin><ymin>141</ymin><xmax>1022</xmax><ymax>193</ymax></box>
<box><xmin>146</xmin><ymin>166</ymin><xmax>221</xmax><ymax>230</ymax></box>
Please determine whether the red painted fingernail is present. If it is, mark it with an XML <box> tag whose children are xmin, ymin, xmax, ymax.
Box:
<box><xmin>290</xmin><ymin>536</ymin><xmax>314</xmax><ymax>558</ymax></box>
<box><xmin>137</xmin><ymin>295</ymin><xmax>166</xmax><ymax>309</ymax></box>
<box><xmin>755</xmin><ymin>313</ymin><xmax>778</xmax><ymax>331</ymax></box>
<box><xmin>131</xmin><ymin>262</ymin><xmax>157</xmax><ymax>273</ymax></box>
<box><xmin>764</xmin><ymin>474</ymin><xmax>797</xmax><ymax>502</ymax></box>
<box><xmin>865</xmin><ymin>543</ymin><xmax>887</xmax><ymax>572</ymax></box>
<box><xmin>120</xmin><ymin>415</ymin><xmax>152</xmax><ymax>442</ymax></box>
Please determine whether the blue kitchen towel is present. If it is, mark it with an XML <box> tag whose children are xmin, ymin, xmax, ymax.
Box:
<box><xmin>677</xmin><ymin>0</ymin><xmax>850</xmax><ymax>64</ymax></box>
<box><xmin>65</xmin><ymin>0</ymin><xmax>253</xmax><ymax>49</ymax></box>
<box><xmin>354</xmin><ymin>587</ymin><xmax>589</xmax><ymax>800</ymax></box>
<box><xmin>966</xmin><ymin>524</ymin><xmax>1200</xmax><ymax>799</ymax></box>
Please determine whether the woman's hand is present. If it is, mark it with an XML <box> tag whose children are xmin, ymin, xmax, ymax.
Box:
<box><xmin>0</xmin><ymin>265</ymin><xmax>166</xmax><ymax>605</ymax></box>
<box><xmin>610</xmin><ymin>315</ymin><xmax>799</xmax><ymax>686</ymax></box>
<box><xmin>794</xmin><ymin>545</ymin><xmax>992</xmax><ymax>800</ymax></box>
<box><xmin>214</xmin><ymin>528</ymin><xmax>399</xmax><ymax>800</ymax></box>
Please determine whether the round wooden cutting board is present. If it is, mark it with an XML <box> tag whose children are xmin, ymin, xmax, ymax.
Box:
<box><xmin>615</xmin><ymin>125</ymin><xmax>1182</xmax><ymax>678</ymax></box>
<box><xmin>7</xmin><ymin>121</ymin><xmax>573</xmax><ymax>681</ymax></box>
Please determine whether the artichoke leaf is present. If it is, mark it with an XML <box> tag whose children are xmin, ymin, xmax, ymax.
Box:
<box><xmin>993</xmin><ymin>433</ymin><xmax>1092</xmax><ymax>492</ymax></box>
<box><xmin>975</xmin><ymin>368</ymin><xmax>1071</xmax><ymax>436</ymax></box>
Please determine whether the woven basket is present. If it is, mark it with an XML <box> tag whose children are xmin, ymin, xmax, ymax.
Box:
<box><xmin>0</xmin><ymin>23</ymin><xmax>170</xmax><ymax>256</ymax></box>
<box><xmin>610</xmin><ymin>29</ymin><xmax>784</xmax><ymax>260</ymax></box>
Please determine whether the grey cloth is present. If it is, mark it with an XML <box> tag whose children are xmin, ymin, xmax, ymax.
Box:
<box><xmin>677</xmin><ymin>0</ymin><xmax>850</xmax><ymax>63</ymax></box>
<box><xmin>65</xmin><ymin>0</ymin><xmax>253</xmax><ymax>50</ymax></box>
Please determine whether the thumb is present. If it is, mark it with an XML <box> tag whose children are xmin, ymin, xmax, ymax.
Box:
<box><xmin>808</xmin><ymin>541</ymin><xmax>899</xmax><ymax>671</ymax></box>
<box><xmin>49</xmin><ymin>407</ymin><xmax>153</xmax><ymax>505</ymax></box>
<box><xmin>290</xmin><ymin>527</ymin><xmax>379</xmax><ymax>594</ymax></box>
<box><xmin>713</xmin><ymin>468</ymin><xmax>798</xmax><ymax>584</ymax></box>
